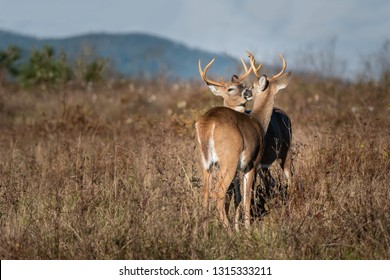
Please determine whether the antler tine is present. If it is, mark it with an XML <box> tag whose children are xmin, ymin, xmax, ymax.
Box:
<box><xmin>240</xmin><ymin>58</ymin><xmax>248</xmax><ymax>72</ymax></box>
<box><xmin>198</xmin><ymin>58</ymin><xmax>214</xmax><ymax>81</ymax></box>
<box><xmin>198</xmin><ymin>58</ymin><xmax>225</xmax><ymax>87</ymax></box>
<box><xmin>270</xmin><ymin>52</ymin><xmax>287</xmax><ymax>80</ymax></box>
<box><xmin>246</xmin><ymin>50</ymin><xmax>262</xmax><ymax>78</ymax></box>
<box><xmin>236</xmin><ymin>57</ymin><xmax>252</xmax><ymax>82</ymax></box>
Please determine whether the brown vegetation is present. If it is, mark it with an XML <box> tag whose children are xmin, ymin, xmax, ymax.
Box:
<box><xmin>0</xmin><ymin>75</ymin><xmax>389</xmax><ymax>259</ymax></box>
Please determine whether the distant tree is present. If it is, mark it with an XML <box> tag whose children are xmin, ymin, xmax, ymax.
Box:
<box><xmin>74</xmin><ymin>44</ymin><xmax>107</xmax><ymax>87</ymax></box>
<box><xmin>84</xmin><ymin>58</ymin><xmax>106</xmax><ymax>84</ymax></box>
<box><xmin>18</xmin><ymin>45</ymin><xmax>72</xmax><ymax>88</ymax></box>
<box><xmin>0</xmin><ymin>45</ymin><xmax>21</xmax><ymax>83</ymax></box>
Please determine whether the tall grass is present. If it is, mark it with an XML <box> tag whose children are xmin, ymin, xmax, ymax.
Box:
<box><xmin>0</xmin><ymin>76</ymin><xmax>389</xmax><ymax>259</ymax></box>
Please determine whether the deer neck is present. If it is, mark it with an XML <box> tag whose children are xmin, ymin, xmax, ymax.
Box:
<box><xmin>223</xmin><ymin>100</ymin><xmax>246</xmax><ymax>113</ymax></box>
<box><xmin>250</xmin><ymin>91</ymin><xmax>275</xmax><ymax>136</ymax></box>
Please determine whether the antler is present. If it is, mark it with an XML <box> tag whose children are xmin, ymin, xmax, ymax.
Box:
<box><xmin>198</xmin><ymin>59</ymin><xmax>225</xmax><ymax>87</ymax></box>
<box><xmin>246</xmin><ymin>51</ymin><xmax>262</xmax><ymax>78</ymax></box>
<box><xmin>240</xmin><ymin>58</ymin><xmax>249</xmax><ymax>73</ymax></box>
<box><xmin>270</xmin><ymin>52</ymin><xmax>287</xmax><ymax>80</ymax></box>
<box><xmin>236</xmin><ymin>58</ymin><xmax>252</xmax><ymax>82</ymax></box>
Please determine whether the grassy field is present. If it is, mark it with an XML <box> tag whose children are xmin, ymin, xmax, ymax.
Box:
<box><xmin>0</xmin><ymin>75</ymin><xmax>389</xmax><ymax>259</ymax></box>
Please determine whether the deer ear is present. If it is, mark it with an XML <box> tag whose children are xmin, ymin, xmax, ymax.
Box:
<box><xmin>258</xmin><ymin>75</ymin><xmax>268</xmax><ymax>91</ymax></box>
<box><xmin>231</xmin><ymin>75</ymin><xmax>240</xmax><ymax>83</ymax></box>
<box><xmin>274</xmin><ymin>72</ymin><xmax>291</xmax><ymax>93</ymax></box>
<box><xmin>208</xmin><ymin>85</ymin><xmax>221</xmax><ymax>96</ymax></box>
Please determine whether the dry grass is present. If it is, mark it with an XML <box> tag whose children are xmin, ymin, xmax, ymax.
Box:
<box><xmin>0</xmin><ymin>76</ymin><xmax>389</xmax><ymax>259</ymax></box>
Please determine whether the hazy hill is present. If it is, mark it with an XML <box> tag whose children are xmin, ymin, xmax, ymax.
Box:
<box><xmin>0</xmin><ymin>30</ymin><xmax>245</xmax><ymax>80</ymax></box>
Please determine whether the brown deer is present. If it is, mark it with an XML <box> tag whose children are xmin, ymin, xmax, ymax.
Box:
<box><xmin>198</xmin><ymin>58</ymin><xmax>254</xmax><ymax>217</ymax></box>
<box><xmin>199</xmin><ymin>53</ymin><xmax>293</xmax><ymax>220</ymax></box>
<box><xmin>196</xmin><ymin>53</ymin><xmax>291</xmax><ymax>230</ymax></box>
<box><xmin>247</xmin><ymin>52</ymin><xmax>293</xmax><ymax>218</ymax></box>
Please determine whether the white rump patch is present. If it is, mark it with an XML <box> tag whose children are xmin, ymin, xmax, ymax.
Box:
<box><xmin>201</xmin><ymin>123</ymin><xmax>219</xmax><ymax>170</ymax></box>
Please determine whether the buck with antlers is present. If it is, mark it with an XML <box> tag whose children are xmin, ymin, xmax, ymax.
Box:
<box><xmin>196</xmin><ymin>53</ymin><xmax>291</xmax><ymax>230</ymax></box>
<box><xmin>247</xmin><ymin>52</ymin><xmax>293</xmax><ymax>213</ymax></box>
<box><xmin>198</xmin><ymin>58</ymin><xmax>253</xmax><ymax>222</ymax></box>
<box><xmin>198</xmin><ymin>53</ymin><xmax>293</xmax><ymax>220</ymax></box>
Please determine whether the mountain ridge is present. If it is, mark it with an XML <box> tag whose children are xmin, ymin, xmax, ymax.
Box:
<box><xmin>0</xmin><ymin>29</ymin><xmax>245</xmax><ymax>80</ymax></box>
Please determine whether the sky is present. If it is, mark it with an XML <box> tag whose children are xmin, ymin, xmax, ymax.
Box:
<box><xmin>1</xmin><ymin>0</ymin><xmax>389</xmax><ymax>78</ymax></box>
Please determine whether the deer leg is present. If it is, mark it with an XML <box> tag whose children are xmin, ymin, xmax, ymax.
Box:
<box><xmin>243</xmin><ymin>168</ymin><xmax>255</xmax><ymax>229</ymax></box>
<box><xmin>214</xmin><ymin>164</ymin><xmax>238</xmax><ymax>231</ymax></box>
<box><xmin>280</xmin><ymin>148</ymin><xmax>293</xmax><ymax>198</ymax></box>
<box><xmin>233</xmin><ymin>173</ymin><xmax>242</xmax><ymax>211</ymax></box>
<box><xmin>203</xmin><ymin>169</ymin><xmax>211</xmax><ymax>212</ymax></box>
<box><xmin>225</xmin><ymin>172</ymin><xmax>240</xmax><ymax>220</ymax></box>
<box><xmin>225</xmin><ymin>184</ymin><xmax>233</xmax><ymax>217</ymax></box>
<box><xmin>233</xmin><ymin>173</ymin><xmax>242</xmax><ymax>232</ymax></box>
<box><xmin>202</xmin><ymin>168</ymin><xmax>212</xmax><ymax>236</ymax></box>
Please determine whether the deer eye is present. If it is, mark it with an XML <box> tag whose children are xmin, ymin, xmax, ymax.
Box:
<box><xmin>227</xmin><ymin>88</ymin><xmax>235</xmax><ymax>92</ymax></box>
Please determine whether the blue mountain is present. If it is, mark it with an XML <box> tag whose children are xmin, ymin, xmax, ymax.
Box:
<box><xmin>0</xmin><ymin>30</ymin><xmax>244</xmax><ymax>80</ymax></box>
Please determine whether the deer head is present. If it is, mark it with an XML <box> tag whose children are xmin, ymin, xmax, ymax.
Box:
<box><xmin>247</xmin><ymin>51</ymin><xmax>290</xmax><ymax>98</ymax></box>
<box><xmin>246</xmin><ymin>51</ymin><xmax>291</xmax><ymax>133</ymax></box>
<box><xmin>198</xmin><ymin>58</ymin><xmax>253</xmax><ymax>112</ymax></box>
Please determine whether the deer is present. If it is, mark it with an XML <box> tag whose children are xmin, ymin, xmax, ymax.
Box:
<box><xmin>195</xmin><ymin>52</ymin><xmax>291</xmax><ymax>230</ymax></box>
<box><xmin>247</xmin><ymin>52</ymin><xmax>293</xmax><ymax>217</ymax></box>
<box><xmin>198</xmin><ymin>53</ymin><xmax>293</xmax><ymax>220</ymax></box>
<box><xmin>198</xmin><ymin>58</ymin><xmax>254</xmax><ymax>217</ymax></box>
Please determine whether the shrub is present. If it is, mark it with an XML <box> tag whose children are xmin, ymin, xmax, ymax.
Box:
<box><xmin>18</xmin><ymin>45</ymin><xmax>72</xmax><ymax>88</ymax></box>
<box><xmin>0</xmin><ymin>45</ymin><xmax>21</xmax><ymax>82</ymax></box>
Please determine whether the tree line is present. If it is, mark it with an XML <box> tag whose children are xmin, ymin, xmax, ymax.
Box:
<box><xmin>0</xmin><ymin>45</ymin><xmax>106</xmax><ymax>88</ymax></box>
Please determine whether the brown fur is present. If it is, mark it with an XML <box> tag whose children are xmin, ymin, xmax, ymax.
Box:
<box><xmin>196</xmin><ymin>71</ymin><xmax>291</xmax><ymax>230</ymax></box>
